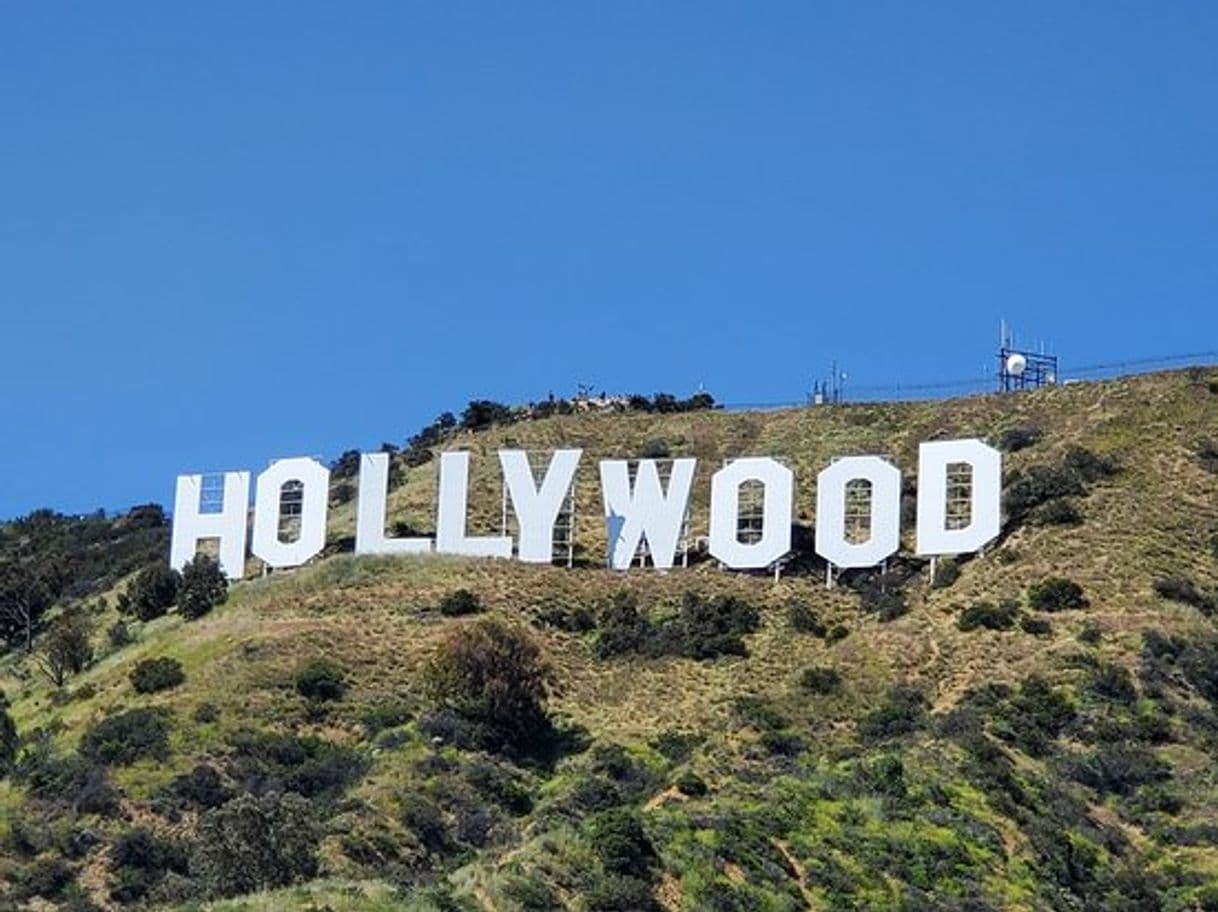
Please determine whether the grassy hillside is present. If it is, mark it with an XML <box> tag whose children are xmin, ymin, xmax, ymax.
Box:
<box><xmin>4</xmin><ymin>368</ymin><xmax>1218</xmax><ymax>911</ymax></box>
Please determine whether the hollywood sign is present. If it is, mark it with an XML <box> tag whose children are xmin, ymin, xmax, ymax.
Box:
<box><xmin>169</xmin><ymin>440</ymin><xmax>1001</xmax><ymax>580</ymax></box>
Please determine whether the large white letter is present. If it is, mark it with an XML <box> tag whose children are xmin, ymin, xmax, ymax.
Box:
<box><xmin>436</xmin><ymin>451</ymin><xmax>512</xmax><ymax>558</ymax></box>
<box><xmin>251</xmin><ymin>457</ymin><xmax>330</xmax><ymax>569</ymax></box>
<box><xmin>916</xmin><ymin>439</ymin><xmax>1001</xmax><ymax>556</ymax></box>
<box><xmin>815</xmin><ymin>456</ymin><xmax>901</xmax><ymax>569</ymax></box>
<box><xmin>600</xmin><ymin>458</ymin><xmax>695</xmax><ymax>570</ymax></box>
<box><xmin>500</xmin><ymin>449</ymin><xmax>582</xmax><ymax>563</ymax></box>
<box><xmin>355</xmin><ymin>452</ymin><xmax>432</xmax><ymax>555</ymax></box>
<box><xmin>171</xmin><ymin>471</ymin><xmax>250</xmax><ymax>580</ymax></box>
<box><xmin>708</xmin><ymin>457</ymin><xmax>793</xmax><ymax>569</ymax></box>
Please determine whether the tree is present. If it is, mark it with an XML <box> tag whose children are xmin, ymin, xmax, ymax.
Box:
<box><xmin>423</xmin><ymin>617</ymin><xmax>554</xmax><ymax>753</ymax></box>
<box><xmin>0</xmin><ymin>561</ymin><xmax>60</xmax><ymax>652</ymax></box>
<box><xmin>189</xmin><ymin>793</ymin><xmax>320</xmax><ymax>898</ymax></box>
<box><xmin>122</xmin><ymin>562</ymin><xmax>181</xmax><ymax>622</ymax></box>
<box><xmin>35</xmin><ymin>607</ymin><xmax>94</xmax><ymax>688</ymax></box>
<box><xmin>178</xmin><ymin>554</ymin><xmax>227</xmax><ymax>620</ymax></box>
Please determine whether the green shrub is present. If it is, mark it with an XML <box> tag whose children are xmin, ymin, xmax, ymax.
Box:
<box><xmin>107</xmin><ymin>620</ymin><xmax>133</xmax><ymax>649</ymax></box>
<box><xmin>80</xmin><ymin>708</ymin><xmax>171</xmax><ymax>765</ymax></box>
<box><xmin>674</xmin><ymin>771</ymin><xmax>708</xmax><ymax>797</ymax></box>
<box><xmin>931</xmin><ymin>557</ymin><xmax>961</xmax><ymax>589</ymax></box>
<box><xmin>732</xmin><ymin>696</ymin><xmax>788</xmax><ymax>731</ymax></box>
<box><xmin>958</xmin><ymin>600</ymin><xmax>1019</xmax><ymax>632</ymax></box>
<box><xmin>109</xmin><ymin>828</ymin><xmax>189</xmax><ymax>902</ymax></box>
<box><xmin>16</xmin><ymin>856</ymin><xmax>75</xmax><ymax>901</ymax></box>
<box><xmin>1028</xmin><ymin>577</ymin><xmax>1087</xmax><ymax>612</ymax></box>
<box><xmin>0</xmin><ymin>691</ymin><xmax>17</xmax><ymax>772</ymax></box>
<box><xmin>857</xmin><ymin>685</ymin><xmax>928</xmax><ymax>742</ymax></box>
<box><xmin>1086</xmin><ymin>663</ymin><xmax>1137</xmax><ymax>705</ymax></box>
<box><xmin>798</xmin><ymin>665</ymin><xmax>843</xmax><ymax>695</ymax></box>
<box><xmin>189</xmin><ymin>792</ymin><xmax>320</xmax><ymax>899</ymax></box>
<box><xmin>998</xmin><ymin>425</ymin><xmax>1043</xmax><ymax>452</ymax></box>
<box><xmin>640</xmin><ymin>438</ymin><xmax>670</xmax><ymax>459</ymax></box>
<box><xmin>422</xmin><ymin>617</ymin><xmax>554</xmax><ymax>755</ymax></box>
<box><xmin>130</xmin><ymin>657</ymin><xmax>185</xmax><ymax>694</ymax></box>
<box><xmin>595</xmin><ymin>591</ymin><xmax>760</xmax><ymax>660</ymax></box>
<box><xmin>1198</xmin><ymin>439</ymin><xmax>1218</xmax><ymax>474</ymax></box>
<box><xmin>294</xmin><ymin>659</ymin><xmax>346</xmax><ymax>702</ymax></box>
<box><xmin>1030</xmin><ymin>498</ymin><xmax>1083</xmax><ymax>526</ymax></box>
<box><xmin>593</xmin><ymin>592</ymin><xmax>653</xmax><ymax>658</ymax></box>
<box><xmin>589</xmin><ymin>808</ymin><xmax>657</xmax><ymax>878</ymax></box>
<box><xmin>226</xmin><ymin>730</ymin><xmax>366</xmax><ymax>802</ymax></box>
<box><xmin>825</xmin><ymin>624</ymin><xmax>850</xmax><ymax>643</ymax></box>
<box><xmin>123</xmin><ymin>562</ymin><xmax>181</xmax><ymax>622</ymax></box>
<box><xmin>1069</xmin><ymin>743</ymin><xmax>1169</xmax><ymax>796</ymax></box>
<box><xmin>167</xmin><ymin>763</ymin><xmax>231</xmax><ymax>810</ymax></box>
<box><xmin>438</xmin><ymin>588</ymin><xmax>483</xmax><ymax>617</ymax></box>
<box><xmin>1153</xmin><ymin>576</ymin><xmax>1217</xmax><ymax>615</ymax></box>
<box><xmin>786</xmin><ymin>600</ymin><xmax>826</xmax><ymax>635</ymax></box>
<box><xmin>1019</xmin><ymin>615</ymin><xmax>1053</xmax><ymax>636</ymax></box>
<box><xmin>178</xmin><ymin>554</ymin><xmax>227</xmax><ymax>620</ymax></box>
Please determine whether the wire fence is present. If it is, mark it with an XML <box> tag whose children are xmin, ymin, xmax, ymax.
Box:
<box><xmin>719</xmin><ymin>350</ymin><xmax>1218</xmax><ymax>411</ymax></box>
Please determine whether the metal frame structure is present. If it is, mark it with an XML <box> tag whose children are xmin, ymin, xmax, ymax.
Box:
<box><xmin>500</xmin><ymin>451</ymin><xmax>577</xmax><ymax>567</ymax></box>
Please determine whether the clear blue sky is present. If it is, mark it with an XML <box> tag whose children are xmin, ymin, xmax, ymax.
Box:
<box><xmin>2</xmin><ymin>3</ymin><xmax>1216</xmax><ymax>518</ymax></box>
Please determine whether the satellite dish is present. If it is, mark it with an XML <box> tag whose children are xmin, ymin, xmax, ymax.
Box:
<box><xmin>1006</xmin><ymin>353</ymin><xmax>1027</xmax><ymax>376</ymax></box>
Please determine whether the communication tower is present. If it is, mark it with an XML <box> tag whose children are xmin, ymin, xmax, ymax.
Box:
<box><xmin>997</xmin><ymin>322</ymin><xmax>1058</xmax><ymax>392</ymax></box>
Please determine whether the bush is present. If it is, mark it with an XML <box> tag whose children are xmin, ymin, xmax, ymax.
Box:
<box><xmin>124</xmin><ymin>562</ymin><xmax>181</xmax><ymax>622</ymax></box>
<box><xmin>1003</xmin><ymin>465</ymin><xmax>1087</xmax><ymax>524</ymax></box>
<box><xmin>1030</xmin><ymin>498</ymin><xmax>1083</xmax><ymax>526</ymax></box>
<box><xmin>423</xmin><ymin>617</ymin><xmax>554</xmax><ymax>755</ymax></box>
<box><xmin>0</xmin><ymin>691</ymin><xmax>17</xmax><ymax>772</ymax></box>
<box><xmin>226</xmin><ymin>730</ymin><xmax>366</xmax><ymax>802</ymax></box>
<box><xmin>799</xmin><ymin>665</ymin><xmax>843</xmax><ymax>695</ymax></box>
<box><xmin>189</xmin><ymin>792</ymin><xmax>320</xmax><ymax>899</ymax></box>
<box><xmin>595</xmin><ymin>591</ymin><xmax>760</xmax><ymax>660</ymax></box>
<box><xmin>80</xmin><ymin>708</ymin><xmax>170</xmax><ymax>766</ymax></box>
<box><xmin>998</xmin><ymin>425</ymin><xmax>1043</xmax><ymax>452</ymax></box>
<box><xmin>958</xmin><ymin>600</ymin><xmax>1019</xmax><ymax>632</ymax></box>
<box><xmin>107</xmin><ymin>620</ymin><xmax>133</xmax><ymax>649</ymax></box>
<box><xmin>589</xmin><ymin>808</ymin><xmax>657</xmax><ymax>878</ymax></box>
<box><xmin>1069</xmin><ymin>743</ymin><xmax>1169</xmax><ymax>796</ymax></box>
<box><xmin>130</xmin><ymin>657</ymin><xmax>185</xmax><ymax>694</ymax></box>
<box><xmin>1153</xmin><ymin>576</ymin><xmax>1217</xmax><ymax>615</ymax></box>
<box><xmin>1198</xmin><ymin>439</ymin><xmax>1218</xmax><ymax>474</ymax></box>
<box><xmin>593</xmin><ymin>593</ymin><xmax>653</xmax><ymax>658</ymax></box>
<box><xmin>109</xmin><ymin>828</ymin><xmax>189</xmax><ymax>902</ymax></box>
<box><xmin>167</xmin><ymin>763</ymin><xmax>231</xmax><ymax>810</ymax></box>
<box><xmin>674</xmin><ymin>771</ymin><xmax>708</xmax><ymax>797</ymax></box>
<box><xmin>857</xmin><ymin>685</ymin><xmax>928</xmax><ymax>742</ymax></box>
<box><xmin>294</xmin><ymin>659</ymin><xmax>346</xmax><ymax>702</ymax></box>
<box><xmin>178</xmin><ymin>554</ymin><xmax>227</xmax><ymax>620</ymax></box>
<box><xmin>786</xmin><ymin>601</ymin><xmax>826</xmax><ymax>636</ymax></box>
<box><xmin>640</xmin><ymin>438</ymin><xmax>670</xmax><ymax>459</ymax></box>
<box><xmin>16</xmin><ymin>856</ymin><xmax>75</xmax><ymax>901</ymax></box>
<box><xmin>1027</xmin><ymin>577</ymin><xmax>1087</xmax><ymax>612</ymax></box>
<box><xmin>1086</xmin><ymin>663</ymin><xmax>1137</xmax><ymax>705</ymax></box>
<box><xmin>438</xmin><ymin>588</ymin><xmax>483</xmax><ymax>617</ymax></box>
<box><xmin>1019</xmin><ymin>615</ymin><xmax>1053</xmax><ymax>636</ymax></box>
<box><xmin>931</xmin><ymin>558</ymin><xmax>960</xmax><ymax>589</ymax></box>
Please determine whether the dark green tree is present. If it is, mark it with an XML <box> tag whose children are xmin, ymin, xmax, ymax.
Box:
<box><xmin>189</xmin><ymin>793</ymin><xmax>320</xmax><ymax>898</ymax></box>
<box><xmin>122</xmin><ymin>562</ymin><xmax>181</xmax><ymax>622</ymax></box>
<box><xmin>34</xmin><ymin>607</ymin><xmax>94</xmax><ymax>687</ymax></box>
<box><xmin>423</xmin><ymin>617</ymin><xmax>554</xmax><ymax>753</ymax></box>
<box><xmin>178</xmin><ymin>554</ymin><xmax>228</xmax><ymax>620</ymax></box>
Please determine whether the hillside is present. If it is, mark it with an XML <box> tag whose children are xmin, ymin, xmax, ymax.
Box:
<box><xmin>4</xmin><ymin>368</ymin><xmax>1218</xmax><ymax>911</ymax></box>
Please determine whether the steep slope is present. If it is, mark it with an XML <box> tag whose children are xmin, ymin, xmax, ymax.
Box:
<box><xmin>3</xmin><ymin>368</ymin><xmax>1218</xmax><ymax>911</ymax></box>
